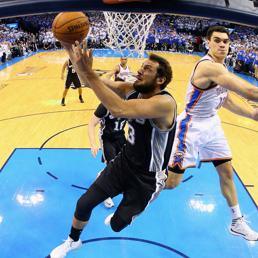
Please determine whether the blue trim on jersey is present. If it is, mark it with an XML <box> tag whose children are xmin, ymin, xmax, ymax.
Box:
<box><xmin>174</xmin><ymin>114</ymin><xmax>191</xmax><ymax>164</ymax></box>
<box><xmin>186</xmin><ymin>88</ymin><xmax>202</xmax><ymax>112</ymax></box>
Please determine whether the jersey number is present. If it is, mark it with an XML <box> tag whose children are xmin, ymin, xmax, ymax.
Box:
<box><xmin>216</xmin><ymin>96</ymin><xmax>226</xmax><ymax>109</ymax></box>
<box><xmin>127</xmin><ymin>124</ymin><xmax>135</xmax><ymax>145</ymax></box>
<box><xmin>114</xmin><ymin>120</ymin><xmax>126</xmax><ymax>131</ymax></box>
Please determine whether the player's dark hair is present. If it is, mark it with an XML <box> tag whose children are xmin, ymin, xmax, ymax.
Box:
<box><xmin>149</xmin><ymin>53</ymin><xmax>173</xmax><ymax>90</ymax></box>
<box><xmin>206</xmin><ymin>26</ymin><xmax>229</xmax><ymax>40</ymax></box>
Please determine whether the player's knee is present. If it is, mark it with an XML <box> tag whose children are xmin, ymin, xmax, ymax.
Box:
<box><xmin>214</xmin><ymin>160</ymin><xmax>234</xmax><ymax>182</ymax></box>
<box><xmin>110</xmin><ymin>214</ymin><xmax>130</xmax><ymax>232</ymax></box>
<box><xmin>220</xmin><ymin>169</ymin><xmax>234</xmax><ymax>183</ymax></box>
<box><xmin>74</xmin><ymin>194</ymin><xmax>93</xmax><ymax>221</ymax></box>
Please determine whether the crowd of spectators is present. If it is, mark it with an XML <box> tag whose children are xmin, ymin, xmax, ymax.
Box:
<box><xmin>0</xmin><ymin>12</ymin><xmax>257</xmax><ymax>79</ymax></box>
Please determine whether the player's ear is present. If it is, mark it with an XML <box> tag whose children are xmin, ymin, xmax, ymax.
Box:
<box><xmin>156</xmin><ymin>76</ymin><xmax>166</xmax><ymax>85</ymax></box>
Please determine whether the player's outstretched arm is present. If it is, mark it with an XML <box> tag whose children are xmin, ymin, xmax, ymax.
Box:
<box><xmin>222</xmin><ymin>93</ymin><xmax>258</xmax><ymax>121</ymax></box>
<box><xmin>199</xmin><ymin>62</ymin><xmax>258</xmax><ymax>102</ymax></box>
<box><xmin>111</xmin><ymin>94</ymin><xmax>176</xmax><ymax>120</ymax></box>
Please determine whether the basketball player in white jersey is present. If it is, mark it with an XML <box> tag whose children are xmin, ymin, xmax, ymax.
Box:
<box><xmin>166</xmin><ymin>26</ymin><xmax>258</xmax><ymax>241</ymax></box>
<box><xmin>106</xmin><ymin>56</ymin><xmax>131</xmax><ymax>81</ymax></box>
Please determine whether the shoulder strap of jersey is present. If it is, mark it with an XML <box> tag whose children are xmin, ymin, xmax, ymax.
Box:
<box><xmin>126</xmin><ymin>90</ymin><xmax>138</xmax><ymax>100</ymax></box>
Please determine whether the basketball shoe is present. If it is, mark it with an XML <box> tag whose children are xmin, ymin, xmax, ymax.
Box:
<box><xmin>79</xmin><ymin>96</ymin><xmax>84</xmax><ymax>103</ymax></box>
<box><xmin>61</xmin><ymin>98</ymin><xmax>65</xmax><ymax>106</ymax></box>
<box><xmin>104</xmin><ymin>197</ymin><xmax>114</xmax><ymax>208</ymax></box>
<box><xmin>50</xmin><ymin>236</ymin><xmax>82</xmax><ymax>258</ymax></box>
<box><xmin>104</xmin><ymin>213</ymin><xmax>114</xmax><ymax>226</ymax></box>
<box><xmin>230</xmin><ymin>216</ymin><xmax>258</xmax><ymax>241</ymax></box>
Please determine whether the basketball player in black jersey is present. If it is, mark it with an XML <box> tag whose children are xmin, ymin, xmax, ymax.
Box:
<box><xmin>88</xmin><ymin>103</ymin><xmax>127</xmax><ymax>208</ymax></box>
<box><xmin>88</xmin><ymin>103</ymin><xmax>126</xmax><ymax>163</ymax></box>
<box><xmin>50</xmin><ymin>41</ymin><xmax>177</xmax><ymax>258</ymax></box>
<box><xmin>61</xmin><ymin>59</ymin><xmax>84</xmax><ymax>106</ymax></box>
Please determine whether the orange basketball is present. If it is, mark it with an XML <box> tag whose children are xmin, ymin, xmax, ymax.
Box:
<box><xmin>52</xmin><ymin>12</ymin><xmax>90</xmax><ymax>44</ymax></box>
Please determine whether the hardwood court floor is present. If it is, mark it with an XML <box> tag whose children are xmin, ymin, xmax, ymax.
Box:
<box><xmin>0</xmin><ymin>49</ymin><xmax>257</xmax><ymax>206</ymax></box>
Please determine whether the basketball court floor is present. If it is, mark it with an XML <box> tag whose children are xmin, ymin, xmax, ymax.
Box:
<box><xmin>0</xmin><ymin>49</ymin><xmax>257</xmax><ymax>258</ymax></box>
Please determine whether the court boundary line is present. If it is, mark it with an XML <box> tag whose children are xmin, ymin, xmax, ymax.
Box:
<box><xmin>233</xmin><ymin>167</ymin><xmax>258</xmax><ymax>210</ymax></box>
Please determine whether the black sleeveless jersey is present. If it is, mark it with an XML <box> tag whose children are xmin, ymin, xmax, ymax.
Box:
<box><xmin>123</xmin><ymin>90</ymin><xmax>177</xmax><ymax>172</ymax></box>
<box><xmin>67</xmin><ymin>59</ymin><xmax>79</xmax><ymax>79</ymax></box>
<box><xmin>94</xmin><ymin>103</ymin><xmax>126</xmax><ymax>140</ymax></box>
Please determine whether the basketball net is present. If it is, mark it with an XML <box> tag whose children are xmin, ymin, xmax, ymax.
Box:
<box><xmin>103</xmin><ymin>12</ymin><xmax>156</xmax><ymax>57</ymax></box>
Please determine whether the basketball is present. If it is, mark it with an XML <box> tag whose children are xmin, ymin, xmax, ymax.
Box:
<box><xmin>52</xmin><ymin>12</ymin><xmax>90</xmax><ymax>43</ymax></box>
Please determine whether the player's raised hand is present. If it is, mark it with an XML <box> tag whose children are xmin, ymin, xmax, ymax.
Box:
<box><xmin>71</xmin><ymin>41</ymin><xmax>93</xmax><ymax>72</ymax></box>
<box><xmin>60</xmin><ymin>40</ymin><xmax>94</xmax><ymax>83</ymax></box>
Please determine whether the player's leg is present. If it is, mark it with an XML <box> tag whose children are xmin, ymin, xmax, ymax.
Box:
<box><xmin>214</xmin><ymin>160</ymin><xmax>237</xmax><ymax>207</ymax></box>
<box><xmin>61</xmin><ymin>89</ymin><xmax>69</xmax><ymax>106</ymax></box>
<box><xmin>166</xmin><ymin>113</ymin><xmax>199</xmax><ymax>189</ymax></box>
<box><xmin>50</xmin><ymin>163</ymin><xmax>124</xmax><ymax>257</ymax></box>
<box><xmin>201</xmin><ymin>119</ymin><xmax>258</xmax><ymax>241</ymax></box>
<box><xmin>73</xmin><ymin>76</ymin><xmax>84</xmax><ymax>103</ymax></box>
<box><xmin>107</xmin><ymin>170</ymin><xmax>166</xmax><ymax>232</ymax></box>
<box><xmin>61</xmin><ymin>78</ymin><xmax>71</xmax><ymax>106</ymax></box>
<box><xmin>101</xmin><ymin>139</ymin><xmax>117</xmax><ymax>208</ymax></box>
<box><xmin>78</xmin><ymin>87</ymin><xmax>84</xmax><ymax>103</ymax></box>
<box><xmin>215</xmin><ymin>161</ymin><xmax>258</xmax><ymax>241</ymax></box>
<box><xmin>200</xmin><ymin>120</ymin><xmax>236</xmax><ymax>208</ymax></box>
<box><xmin>50</xmin><ymin>182</ymin><xmax>111</xmax><ymax>257</ymax></box>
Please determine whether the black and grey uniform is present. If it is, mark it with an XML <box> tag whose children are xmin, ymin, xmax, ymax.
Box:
<box><xmin>94</xmin><ymin>103</ymin><xmax>126</xmax><ymax>163</ymax></box>
<box><xmin>75</xmin><ymin>90</ymin><xmax>177</xmax><ymax>232</ymax></box>
<box><xmin>65</xmin><ymin>59</ymin><xmax>81</xmax><ymax>89</ymax></box>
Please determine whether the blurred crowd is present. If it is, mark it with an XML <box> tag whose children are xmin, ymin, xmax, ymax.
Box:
<box><xmin>0</xmin><ymin>12</ymin><xmax>257</xmax><ymax>79</ymax></box>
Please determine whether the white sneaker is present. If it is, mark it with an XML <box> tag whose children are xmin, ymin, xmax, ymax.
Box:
<box><xmin>104</xmin><ymin>197</ymin><xmax>114</xmax><ymax>208</ymax></box>
<box><xmin>230</xmin><ymin>216</ymin><xmax>258</xmax><ymax>241</ymax></box>
<box><xmin>104</xmin><ymin>213</ymin><xmax>114</xmax><ymax>226</ymax></box>
<box><xmin>50</xmin><ymin>236</ymin><xmax>82</xmax><ymax>258</ymax></box>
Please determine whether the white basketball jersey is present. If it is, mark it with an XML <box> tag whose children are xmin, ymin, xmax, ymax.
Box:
<box><xmin>117</xmin><ymin>64</ymin><xmax>130</xmax><ymax>81</ymax></box>
<box><xmin>185</xmin><ymin>55</ymin><xmax>228</xmax><ymax>118</ymax></box>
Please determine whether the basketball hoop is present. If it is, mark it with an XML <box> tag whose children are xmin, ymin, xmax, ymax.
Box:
<box><xmin>103</xmin><ymin>12</ymin><xmax>156</xmax><ymax>57</ymax></box>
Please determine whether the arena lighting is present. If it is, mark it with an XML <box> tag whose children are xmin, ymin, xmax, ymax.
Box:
<box><xmin>16</xmin><ymin>193</ymin><xmax>44</xmax><ymax>206</ymax></box>
<box><xmin>189</xmin><ymin>199</ymin><xmax>215</xmax><ymax>213</ymax></box>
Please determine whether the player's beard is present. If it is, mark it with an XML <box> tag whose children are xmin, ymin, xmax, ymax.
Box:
<box><xmin>133</xmin><ymin>80</ymin><xmax>156</xmax><ymax>94</ymax></box>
